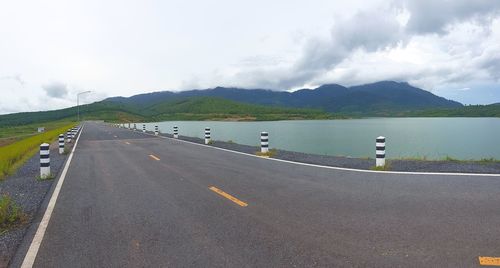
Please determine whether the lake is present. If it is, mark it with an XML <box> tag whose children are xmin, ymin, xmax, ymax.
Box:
<box><xmin>141</xmin><ymin>118</ymin><xmax>500</xmax><ymax>160</ymax></box>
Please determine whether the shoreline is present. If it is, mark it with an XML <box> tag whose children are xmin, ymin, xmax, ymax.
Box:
<box><xmin>117</xmin><ymin>116</ymin><xmax>500</xmax><ymax>124</ymax></box>
<box><xmin>154</xmin><ymin>132</ymin><xmax>500</xmax><ymax>174</ymax></box>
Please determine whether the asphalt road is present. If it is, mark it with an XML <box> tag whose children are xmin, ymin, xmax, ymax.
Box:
<box><xmin>19</xmin><ymin>122</ymin><xmax>500</xmax><ymax>267</ymax></box>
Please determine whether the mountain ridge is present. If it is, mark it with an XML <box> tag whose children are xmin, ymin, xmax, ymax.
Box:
<box><xmin>106</xmin><ymin>81</ymin><xmax>463</xmax><ymax>114</ymax></box>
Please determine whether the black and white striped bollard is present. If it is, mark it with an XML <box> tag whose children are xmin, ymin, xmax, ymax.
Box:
<box><xmin>204</xmin><ymin>127</ymin><xmax>211</xmax><ymax>144</ymax></box>
<box><xmin>66</xmin><ymin>130</ymin><xmax>72</xmax><ymax>143</ymax></box>
<box><xmin>142</xmin><ymin>124</ymin><xmax>146</xmax><ymax>133</ymax></box>
<box><xmin>260</xmin><ymin>132</ymin><xmax>269</xmax><ymax>153</ymax></box>
<box><xmin>173</xmin><ymin>126</ymin><xmax>178</xmax><ymax>138</ymax></box>
<box><xmin>134</xmin><ymin>123</ymin><xmax>137</xmax><ymax>131</ymax></box>
<box><xmin>155</xmin><ymin>125</ymin><xmax>159</xmax><ymax>136</ymax></box>
<box><xmin>40</xmin><ymin>143</ymin><xmax>50</xmax><ymax>178</ymax></box>
<box><xmin>58</xmin><ymin>134</ymin><xmax>65</xmax><ymax>154</ymax></box>
<box><xmin>128</xmin><ymin>123</ymin><xmax>131</xmax><ymax>129</ymax></box>
<box><xmin>376</xmin><ymin>136</ymin><xmax>386</xmax><ymax>167</ymax></box>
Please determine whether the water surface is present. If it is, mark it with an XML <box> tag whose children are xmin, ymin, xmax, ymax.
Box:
<box><xmin>142</xmin><ymin>118</ymin><xmax>500</xmax><ymax>160</ymax></box>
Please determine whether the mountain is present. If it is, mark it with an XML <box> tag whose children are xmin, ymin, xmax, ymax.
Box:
<box><xmin>106</xmin><ymin>81</ymin><xmax>462</xmax><ymax>115</ymax></box>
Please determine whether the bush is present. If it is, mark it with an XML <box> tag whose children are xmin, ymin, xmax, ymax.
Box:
<box><xmin>0</xmin><ymin>195</ymin><xmax>24</xmax><ymax>232</ymax></box>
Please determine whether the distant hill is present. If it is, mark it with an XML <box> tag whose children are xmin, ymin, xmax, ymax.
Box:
<box><xmin>409</xmin><ymin>104</ymin><xmax>500</xmax><ymax>117</ymax></box>
<box><xmin>0</xmin><ymin>97</ymin><xmax>332</xmax><ymax>127</ymax></box>
<box><xmin>106</xmin><ymin>81</ymin><xmax>463</xmax><ymax>115</ymax></box>
<box><xmin>5</xmin><ymin>80</ymin><xmax>497</xmax><ymax>127</ymax></box>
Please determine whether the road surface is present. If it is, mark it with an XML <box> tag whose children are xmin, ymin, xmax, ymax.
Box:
<box><xmin>17</xmin><ymin>122</ymin><xmax>500</xmax><ymax>267</ymax></box>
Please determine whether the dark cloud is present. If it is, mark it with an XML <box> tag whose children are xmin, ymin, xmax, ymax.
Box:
<box><xmin>42</xmin><ymin>82</ymin><xmax>68</xmax><ymax>99</ymax></box>
<box><xmin>289</xmin><ymin>8</ymin><xmax>404</xmax><ymax>85</ymax></box>
<box><xmin>401</xmin><ymin>0</ymin><xmax>500</xmax><ymax>34</ymax></box>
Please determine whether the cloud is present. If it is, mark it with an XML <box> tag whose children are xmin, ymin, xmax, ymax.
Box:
<box><xmin>286</xmin><ymin>6</ymin><xmax>405</xmax><ymax>87</ymax></box>
<box><xmin>42</xmin><ymin>82</ymin><xmax>69</xmax><ymax>99</ymax></box>
<box><xmin>400</xmin><ymin>0</ymin><xmax>500</xmax><ymax>34</ymax></box>
<box><xmin>2</xmin><ymin>0</ymin><xmax>500</xmax><ymax>113</ymax></box>
<box><xmin>217</xmin><ymin>0</ymin><xmax>500</xmax><ymax>93</ymax></box>
<box><xmin>0</xmin><ymin>74</ymin><xmax>25</xmax><ymax>86</ymax></box>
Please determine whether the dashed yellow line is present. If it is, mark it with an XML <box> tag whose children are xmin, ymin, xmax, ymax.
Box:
<box><xmin>479</xmin><ymin>257</ymin><xmax>500</xmax><ymax>266</ymax></box>
<box><xmin>209</xmin><ymin>186</ymin><xmax>248</xmax><ymax>207</ymax></box>
<box><xmin>149</xmin><ymin>154</ymin><xmax>160</xmax><ymax>161</ymax></box>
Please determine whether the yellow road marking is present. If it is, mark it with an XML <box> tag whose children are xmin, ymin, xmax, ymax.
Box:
<box><xmin>479</xmin><ymin>257</ymin><xmax>500</xmax><ymax>266</ymax></box>
<box><xmin>209</xmin><ymin>186</ymin><xmax>248</xmax><ymax>207</ymax></box>
<box><xmin>149</xmin><ymin>154</ymin><xmax>160</xmax><ymax>161</ymax></box>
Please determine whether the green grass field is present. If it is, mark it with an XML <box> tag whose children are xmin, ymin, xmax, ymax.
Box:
<box><xmin>0</xmin><ymin>123</ymin><xmax>76</xmax><ymax>179</ymax></box>
<box><xmin>0</xmin><ymin>121</ymin><xmax>76</xmax><ymax>147</ymax></box>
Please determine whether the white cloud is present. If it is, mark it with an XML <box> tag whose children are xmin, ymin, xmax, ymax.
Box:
<box><xmin>1</xmin><ymin>0</ymin><xmax>500</xmax><ymax>114</ymax></box>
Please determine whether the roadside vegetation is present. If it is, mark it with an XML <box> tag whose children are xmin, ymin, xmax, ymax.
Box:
<box><xmin>371</xmin><ymin>162</ymin><xmax>392</xmax><ymax>171</ymax></box>
<box><xmin>0</xmin><ymin>121</ymin><xmax>75</xmax><ymax>147</ymax></box>
<box><xmin>0</xmin><ymin>123</ymin><xmax>76</xmax><ymax>179</ymax></box>
<box><xmin>0</xmin><ymin>194</ymin><xmax>26</xmax><ymax>233</ymax></box>
<box><xmin>255</xmin><ymin>148</ymin><xmax>278</xmax><ymax>158</ymax></box>
<box><xmin>390</xmin><ymin>156</ymin><xmax>500</xmax><ymax>164</ymax></box>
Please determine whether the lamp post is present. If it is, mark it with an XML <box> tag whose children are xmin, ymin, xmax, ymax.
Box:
<box><xmin>77</xmin><ymin>91</ymin><xmax>91</xmax><ymax>121</ymax></box>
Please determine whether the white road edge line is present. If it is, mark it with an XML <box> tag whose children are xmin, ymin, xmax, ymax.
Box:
<box><xmin>138</xmin><ymin>128</ymin><xmax>500</xmax><ymax>177</ymax></box>
<box><xmin>21</xmin><ymin>124</ymin><xmax>85</xmax><ymax>268</ymax></box>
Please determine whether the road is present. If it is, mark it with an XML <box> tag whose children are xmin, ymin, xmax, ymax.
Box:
<box><xmin>19</xmin><ymin>122</ymin><xmax>500</xmax><ymax>267</ymax></box>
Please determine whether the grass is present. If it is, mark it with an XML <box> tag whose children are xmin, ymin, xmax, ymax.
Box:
<box><xmin>0</xmin><ymin>123</ymin><xmax>76</xmax><ymax>179</ymax></box>
<box><xmin>443</xmin><ymin>155</ymin><xmax>460</xmax><ymax>162</ymax></box>
<box><xmin>389</xmin><ymin>155</ymin><xmax>500</xmax><ymax>164</ymax></box>
<box><xmin>371</xmin><ymin>162</ymin><xmax>392</xmax><ymax>171</ymax></box>
<box><xmin>255</xmin><ymin>148</ymin><xmax>278</xmax><ymax>158</ymax></box>
<box><xmin>441</xmin><ymin>156</ymin><xmax>500</xmax><ymax>164</ymax></box>
<box><xmin>0</xmin><ymin>194</ymin><xmax>26</xmax><ymax>233</ymax></box>
<box><xmin>478</xmin><ymin>157</ymin><xmax>500</xmax><ymax>164</ymax></box>
<box><xmin>0</xmin><ymin>120</ymin><xmax>75</xmax><ymax>147</ymax></box>
<box><xmin>36</xmin><ymin>173</ymin><xmax>55</xmax><ymax>181</ymax></box>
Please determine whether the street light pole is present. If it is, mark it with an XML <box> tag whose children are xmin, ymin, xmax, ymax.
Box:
<box><xmin>77</xmin><ymin>91</ymin><xmax>91</xmax><ymax>121</ymax></box>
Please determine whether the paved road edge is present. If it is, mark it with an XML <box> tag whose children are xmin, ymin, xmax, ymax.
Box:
<box><xmin>19</xmin><ymin>124</ymin><xmax>85</xmax><ymax>268</ymax></box>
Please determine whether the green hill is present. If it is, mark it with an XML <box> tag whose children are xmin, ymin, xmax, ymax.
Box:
<box><xmin>407</xmin><ymin>104</ymin><xmax>500</xmax><ymax>117</ymax></box>
<box><xmin>0</xmin><ymin>97</ymin><xmax>333</xmax><ymax>127</ymax></box>
<box><xmin>145</xmin><ymin>97</ymin><xmax>333</xmax><ymax>121</ymax></box>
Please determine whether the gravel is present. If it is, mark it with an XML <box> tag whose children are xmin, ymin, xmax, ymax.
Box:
<box><xmin>157</xmin><ymin>132</ymin><xmax>500</xmax><ymax>174</ymax></box>
<box><xmin>0</xmin><ymin>140</ymin><xmax>73</xmax><ymax>267</ymax></box>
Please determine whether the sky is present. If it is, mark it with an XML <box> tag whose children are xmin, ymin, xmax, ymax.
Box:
<box><xmin>1</xmin><ymin>0</ymin><xmax>500</xmax><ymax>114</ymax></box>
